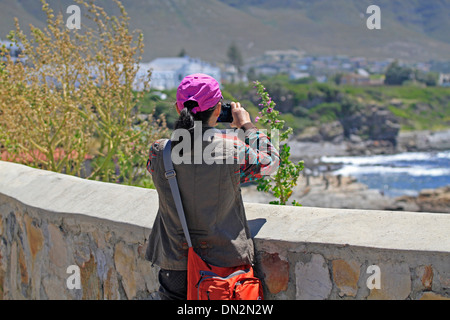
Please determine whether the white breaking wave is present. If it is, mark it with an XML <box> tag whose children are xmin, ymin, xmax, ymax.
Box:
<box><xmin>321</xmin><ymin>151</ymin><xmax>439</xmax><ymax>166</ymax></box>
<box><xmin>387</xmin><ymin>189</ymin><xmax>420</xmax><ymax>197</ymax></box>
<box><xmin>437</xmin><ymin>151</ymin><xmax>450</xmax><ymax>159</ymax></box>
<box><xmin>322</xmin><ymin>150</ymin><xmax>450</xmax><ymax>177</ymax></box>
<box><xmin>333</xmin><ymin>165</ymin><xmax>450</xmax><ymax>177</ymax></box>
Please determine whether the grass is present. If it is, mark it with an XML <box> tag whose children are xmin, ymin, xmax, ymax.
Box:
<box><xmin>229</xmin><ymin>80</ymin><xmax>450</xmax><ymax>133</ymax></box>
<box><xmin>137</xmin><ymin>81</ymin><xmax>450</xmax><ymax>134</ymax></box>
<box><xmin>363</xmin><ymin>86</ymin><xmax>450</xmax><ymax>131</ymax></box>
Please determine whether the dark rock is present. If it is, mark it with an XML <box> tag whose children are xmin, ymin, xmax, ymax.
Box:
<box><xmin>297</xmin><ymin>105</ymin><xmax>400</xmax><ymax>152</ymax></box>
<box><xmin>340</xmin><ymin>106</ymin><xmax>400</xmax><ymax>146</ymax></box>
<box><xmin>393</xmin><ymin>186</ymin><xmax>450</xmax><ymax>213</ymax></box>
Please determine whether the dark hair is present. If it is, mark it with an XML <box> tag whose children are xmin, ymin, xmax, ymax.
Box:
<box><xmin>173</xmin><ymin>100</ymin><xmax>218</xmax><ymax>148</ymax></box>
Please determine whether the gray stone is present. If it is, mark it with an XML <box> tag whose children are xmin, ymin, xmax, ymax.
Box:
<box><xmin>295</xmin><ymin>254</ymin><xmax>332</xmax><ymax>300</ymax></box>
<box><xmin>367</xmin><ymin>262</ymin><xmax>411</xmax><ymax>300</ymax></box>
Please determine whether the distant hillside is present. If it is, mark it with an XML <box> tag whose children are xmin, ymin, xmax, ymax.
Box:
<box><xmin>1</xmin><ymin>0</ymin><xmax>450</xmax><ymax>63</ymax></box>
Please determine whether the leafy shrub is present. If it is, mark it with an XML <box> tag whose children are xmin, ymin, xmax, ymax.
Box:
<box><xmin>0</xmin><ymin>0</ymin><xmax>168</xmax><ymax>187</ymax></box>
<box><xmin>253</xmin><ymin>81</ymin><xmax>304</xmax><ymax>206</ymax></box>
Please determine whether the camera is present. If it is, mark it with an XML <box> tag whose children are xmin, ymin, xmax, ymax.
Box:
<box><xmin>217</xmin><ymin>102</ymin><xmax>234</xmax><ymax>123</ymax></box>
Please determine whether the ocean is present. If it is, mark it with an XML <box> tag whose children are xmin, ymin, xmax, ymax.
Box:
<box><xmin>321</xmin><ymin>150</ymin><xmax>450</xmax><ymax>198</ymax></box>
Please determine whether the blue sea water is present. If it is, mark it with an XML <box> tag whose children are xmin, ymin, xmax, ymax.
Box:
<box><xmin>321</xmin><ymin>150</ymin><xmax>450</xmax><ymax>198</ymax></box>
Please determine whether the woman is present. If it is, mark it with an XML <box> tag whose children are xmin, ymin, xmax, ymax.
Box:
<box><xmin>145</xmin><ymin>73</ymin><xmax>279</xmax><ymax>300</ymax></box>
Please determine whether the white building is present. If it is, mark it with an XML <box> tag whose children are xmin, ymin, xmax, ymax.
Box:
<box><xmin>0</xmin><ymin>40</ymin><xmax>25</xmax><ymax>63</ymax></box>
<box><xmin>439</xmin><ymin>73</ymin><xmax>450</xmax><ymax>87</ymax></box>
<box><xmin>134</xmin><ymin>56</ymin><xmax>221</xmax><ymax>91</ymax></box>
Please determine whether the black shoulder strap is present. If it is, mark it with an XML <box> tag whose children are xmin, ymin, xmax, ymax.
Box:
<box><xmin>162</xmin><ymin>140</ymin><xmax>193</xmax><ymax>248</ymax></box>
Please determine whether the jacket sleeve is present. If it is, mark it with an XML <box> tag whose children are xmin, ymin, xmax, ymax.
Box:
<box><xmin>237</xmin><ymin>125</ymin><xmax>280</xmax><ymax>184</ymax></box>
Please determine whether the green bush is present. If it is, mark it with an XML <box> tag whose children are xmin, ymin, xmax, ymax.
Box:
<box><xmin>0</xmin><ymin>0</ymin><xmax>168</xmax><ymax>187</ymax></box>
<box><xmin>253</xmin><ymin>81</ymin><xmax>304</xmax><ymax>206</ymax></box>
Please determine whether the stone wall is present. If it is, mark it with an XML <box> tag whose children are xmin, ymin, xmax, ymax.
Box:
<box><xmin>0</xmin><ymin>160</ymin><xmax>449</xmax><ymax>300</ymax></box>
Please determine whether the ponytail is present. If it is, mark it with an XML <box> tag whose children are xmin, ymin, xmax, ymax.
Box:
<box><xmin>173</xmin><ymin>100</ymin><xmax>217</xmax><ymax>149</ymax></box>
<box><xmin>175</xmin><ymin>106</ymin><xmax>195</xmax><ymax>132</ymax></box>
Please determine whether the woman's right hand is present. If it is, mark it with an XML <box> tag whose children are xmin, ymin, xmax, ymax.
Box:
<box><xmin>230</xmin><ymin>102</ymin><xmax>252</xmax><ymax>129</ymax></box>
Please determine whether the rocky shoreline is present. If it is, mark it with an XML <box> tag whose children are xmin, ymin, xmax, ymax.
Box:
<box><xmin>397</xmin><ymin>129</ymin><xmax>450</xmax><ymax>153</ymax></box>
<box><xmin>242</xmin><ymin>176</ymin><xmax>450</xmax><ymax>213</ymax></box>
<box><xmin>290</xmin><ymin>128</ymin><xmax>450</xmax><ymax>164</ymax></box>
<box><xmin>242</xmin><ymin>129</ymin><xmax>450</xmax><ymax>213</ymax></box>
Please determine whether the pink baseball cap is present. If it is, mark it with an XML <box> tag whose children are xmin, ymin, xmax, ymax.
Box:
<box><xmin>176</xmin><ymin>73</ymin><xmax>222</xmax><ymax>114</ymax></box>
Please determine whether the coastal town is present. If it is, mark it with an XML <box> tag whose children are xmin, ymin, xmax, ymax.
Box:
<box><xmin>3</xmin><ymin>39</ymin><xmax>449</xmax><ymax>90</ymax></box>
<box><xmin>135</xmin><ymin>49</ymin><xmax>450</xmax><ymax>90</ymax></box>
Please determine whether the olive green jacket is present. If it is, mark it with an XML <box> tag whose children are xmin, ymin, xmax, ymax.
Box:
<box><xmin>145</xmin><ymin>130</ymin><xmax>255</xmax><ymax>270</ymax></box>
